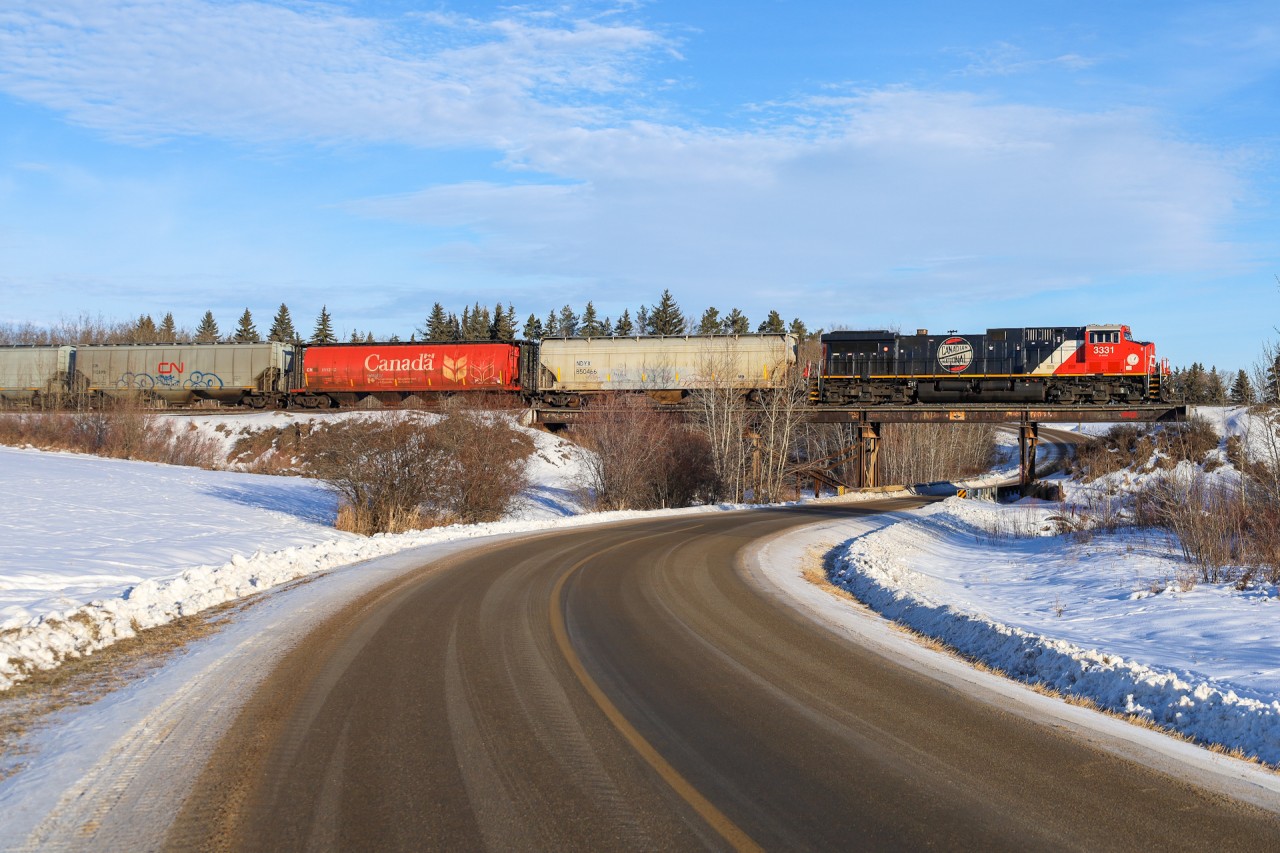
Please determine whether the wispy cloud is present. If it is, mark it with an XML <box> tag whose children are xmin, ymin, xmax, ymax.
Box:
<box><xmin>350</xmin><ymin>88</ymin><xmax>1243</xmax><ymax>315</ymax></box>
<box><xmin>0</xmin><ymin>0</ymin><xmax>668</xmax><ymax>146</ymax></box>
<box><xmin>953</xmin><ymin>42</ymin><xmax>1097</xmax><ymax>78</ymax></box>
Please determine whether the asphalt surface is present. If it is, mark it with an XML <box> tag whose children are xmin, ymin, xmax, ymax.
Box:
<box><xmin>169</xmin><ymin>498</ymin><xmax>1280</xmax><ymax>851</ymax></box>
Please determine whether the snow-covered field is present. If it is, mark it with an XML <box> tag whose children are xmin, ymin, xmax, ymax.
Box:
<box><xmin>1</xmin><ymin>405</ymin><xmax>1278</xmax><ymax>840</ymax></box>
<box><xmin>0</xmin><ymin>412</ymin><xmax>617</xmax><ymax>688</ymax></box>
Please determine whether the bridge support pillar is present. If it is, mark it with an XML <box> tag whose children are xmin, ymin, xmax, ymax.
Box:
<box><xmin>855</xmin><ymin>423</ymin><xmax>881</xmax><ymax>489</ymax></box>
<box><xmin>1019</xmin><ymin>423</ymin><xmax>1039</xmax><ymax>486</ymax></box>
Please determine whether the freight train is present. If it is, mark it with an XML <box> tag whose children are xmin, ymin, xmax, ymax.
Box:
<box><xmin>0</xmin><ymin>323</ymin><xmax>1169</xmax><ymax>409</ymax></box>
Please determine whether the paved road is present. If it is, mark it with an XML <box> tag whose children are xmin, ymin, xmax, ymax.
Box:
<box><xmin>169</xmin><ymin>498</ymin><xmax>1280</xmax><ymax>851</ymax></box>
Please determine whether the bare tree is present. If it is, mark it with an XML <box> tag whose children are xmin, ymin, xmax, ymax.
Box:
<box><xmin>689</xmin><ymin>349</ymin><xmax>752</xmax><ymax>502</ymax></box>
<box><xmin>750</xmin><ymin>362</ymin><xmax>810</xmax><ymax>502</ymax></box>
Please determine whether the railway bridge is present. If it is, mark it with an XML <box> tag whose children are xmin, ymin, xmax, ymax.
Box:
<box><xmin>531</xmin><ymin>403</ymin><xmax>1188</xmax><ymax>492</ymax></box>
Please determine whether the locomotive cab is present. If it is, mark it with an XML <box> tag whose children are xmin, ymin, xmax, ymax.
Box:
<box><xmin>1082</xmin><ymin>324</ymin><xmax>1146</xmax><ymax>376</ymax></box>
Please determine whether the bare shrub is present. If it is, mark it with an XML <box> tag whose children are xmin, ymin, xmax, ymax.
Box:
<box><xmin>573</xmin><ymin>395</ymin><xmax>716</xmax><ymax>510</ymax></box>
<box><xmin>304</xmin><ymin>406</ymin><xmax>533</xmax><ymax>535</ymax></box>
<box><xmin>1157</xmin><ymin>417</ymin><xmax>1220</xmax><ymax>465</ymax></box>
<box><xmin>429</xmin><ymin>397</ymin><xmax>534</xmax><ymax>523</ymax></box>
<box><xmin>1071</xmin><ymin>418</ymin><xmax>1220</xmax><ymax>482</ymax></box>
<box><xmin>304</xmin><ymin>414</ymin><xmax>445</xmax><ymax>535</ymax></box>
<box><xmin>1135</xmin><ymin>475</ymin><xmax>1249</xmax><ymax>585</ymax></box>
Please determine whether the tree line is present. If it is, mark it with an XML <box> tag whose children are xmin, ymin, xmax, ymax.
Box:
<box><xmin>0</xmin><ymin>289</ymin><xmax>814</xmax><ymax>347</ymax></box>
<box><xmin>1166</xmin><ymin>363</ymin><xmax>1273</xmax><ymax>406</ymax></box>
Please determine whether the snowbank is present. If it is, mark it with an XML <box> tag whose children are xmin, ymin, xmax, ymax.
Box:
<box><xmin>829</xmin><ymin>496</ymin><xmax>1280</xmax><ymax>764</ymax></box>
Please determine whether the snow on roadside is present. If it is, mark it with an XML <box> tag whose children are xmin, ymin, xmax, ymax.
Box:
<box><xmin>0</xmin><ymin>421</ymin><xmax>595</xmax><ymax>689</ymax></box>
<box><xmin>829</xmin><ymin>488</ymin><xmax>1280</xmax><ymax>765</ymax></box>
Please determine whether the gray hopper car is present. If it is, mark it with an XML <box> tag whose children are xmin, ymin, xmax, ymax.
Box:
<box><xmin>537</xmin><ymin>334</ymin><xmax>796</xmax><ymax>405</ymax></box>
<box><xmin>0</xmin><ymin>346</ymin><xmax>75</xmax><ymax>406</ymax></box>
<box><xmin>75</xmin><ymin>342</ymin><xmax>299</xmax><ymax>406</ymax></box>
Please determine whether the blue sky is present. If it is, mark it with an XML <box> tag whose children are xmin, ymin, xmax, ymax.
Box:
<box><xmin>1</xmin><ymin>1</ymin><xmax>1277</xmax><ymax>370</ymax></box>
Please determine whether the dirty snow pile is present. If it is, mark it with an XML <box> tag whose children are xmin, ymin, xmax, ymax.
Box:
<box><xmin>0</xmin><ymin>420</ymin><xmax>599</xmax><ymax>689</ymax></box>
<box><xmin>830</xmin><ymin>408</ymin><xmax>1280</xmax><ymax>764</ymax></box>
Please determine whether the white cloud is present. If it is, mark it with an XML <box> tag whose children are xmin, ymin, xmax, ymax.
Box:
<box><xmin>0</xmin><ymin>0</ymin><xmax>667</xmax><ymax>146</ymax></box>
<box><xmin>955</xmin><ymin>42</ymin><xmax>1098</xmax><ymax>77</ymax></box>
<box><xmin>350</xmin><ymin>89</ymin><xmax>1244</xmax><ymax>316</ymax></box>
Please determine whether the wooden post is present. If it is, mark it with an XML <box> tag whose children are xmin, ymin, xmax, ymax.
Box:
<box><xmin>1020</xmin><ymin>423</ymin><xmax>1039</xmax><ymax>485</ymax></box>
<box><xmin>865</xmin><ymin>422</ymin><xmax>881</xmax><ymax>488</ymax></box>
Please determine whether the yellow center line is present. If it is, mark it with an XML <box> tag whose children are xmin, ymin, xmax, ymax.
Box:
<box><xmin>548</xmin><ymin>525</ymin><xmax>765</xmax><ymax>853</ymax></box>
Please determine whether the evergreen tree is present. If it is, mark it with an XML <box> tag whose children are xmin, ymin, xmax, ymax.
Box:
<box><xmin>234</xmin><ymin>308</ymin><xmax>258</xmax><ymax>342</ymax></box>
<box><xmin>1180</xmin><ymin>362</ymin><xmax>1209</xmax><ymax>404</ymax></box>
<box><xmin>349</xmin><ymin>329</ymin><xmax>362</xmax><ymax>343</ymax></box>
<box><xmin>788</xmin><ymin>318</ymin><xmax>808</xmax><ymax>342</ymax></box>
<box><xmin>697</xmin><ymin>307</ymin><xmax>723</xmax><ymax>335</ymax></box>
<box><xmin>267</xmin><ymin>303</ymin><xmax>297</xmax><ymax>342</ymax></box>
<box><xmin>635</xmin><ymin>305</ymin><xmax>650</xmax><ymax>335</ymax></box>
<box><xmin>1265</xmin><ymin>355</ymin><xmax>1280</xmax><ymax>404</ymax></box>
<box><xmin>613</xmin><ymin>310</ymin><xmax>634</xmax><ymax>337</ymax></box>
<box><xmin>523</xmin><ymin>313</ymin><xmax>544</xmax><ymax>340</ymax></box>
<box><xmin>464</xmin><ymin>303</ymin><xmax>491</xmax><ymax>340</ymax></box>
<box><xmin>579</xmin><ymin>302</ymin><xmax>604</xmax><ymax>337</ymax></box>
<box><xmin>424</xmin><ymin>302</ymin><xmax>451</xmax><ymax>342</ymax></box>
<box><xmin>1229</xmin><ymin>370</ymin><xmax>1256</xmax><ymax>405</ymax></box>
<box><xmin>490</xmin><ymin>302</ymin><xmax>516</xmax><ymax>341</ymax></box>
<box><xmin>195</xmin><ymin>310</ymin><xmax>220</xmax><ymax>343</ymax></box>
<box><xmin>365</xmin><ymin>331</ymin><xmax>375</xmax><ymax>343</ymax></box>
<box><xmin>448</xmin><ymin>313</ymin><xmax>462</xmax><ymax>341</ymax></box>
<box><xmin>1205</xmin><ymin>366</ymin><xmax>1228</xmax><ymax>406</ymax></box>
<box><xmin>557</xmin><ymin>304</ymin><xmax>579</xmax><ymax>336</ymax></box>
<box><xmin>158</xmin><ymin>312</ymin><xmax>177</xmax><ymax>341</ymax></box>
<box><xmin>388</xmin><ymin>333</ymin><xmax>401</xmax><ymax>343</ymax></box>
<box><xmin>133</xmin><ymin>314</ymin><xmax>157</xmax><ymax>343</ymax></box>
<box><xmin>648</xmin><ymin>290</ymin><xmax>685</xmax><ymax>336</ymax></box>
<box><xmin>723</xmin><ymin>308</ymin><xmax>750</xmax><ymax>335</ymax></box>
<box><xmin>544</xmin><ymin>309</ymin><xmax>560</xmax><ymax>337</ymax></box>
<box><xmin>757</xmin><ymin>309</ymin><xmax>786</xmax><ymax>334</ymax></box>
<box><xmin>311</xmin><ymin>306</ymin><xmax>336</xmax><ymax>344</ymax></box>
<box><xmin>460</xmin><ymin>306</ymin><xmax>472</xmax><ymax>339</ymax></box>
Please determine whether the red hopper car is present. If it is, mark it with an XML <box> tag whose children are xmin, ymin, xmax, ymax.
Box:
<box><xmin>291</xmin><ymin>342</ymin><xmax>533</xmax><ymax>407</ymax></box>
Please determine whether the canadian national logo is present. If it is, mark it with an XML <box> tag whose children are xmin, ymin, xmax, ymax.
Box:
<box><xmin>938</xmin><ymin>337</ymin><xmax>973</xmax><ymax>373</ymax></box>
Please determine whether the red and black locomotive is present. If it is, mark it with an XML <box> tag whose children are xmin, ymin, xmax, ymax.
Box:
<box><xmin>812</xmin><ymin>324</ymin><xmax>1169</xmax><ymax>405</ymax></box>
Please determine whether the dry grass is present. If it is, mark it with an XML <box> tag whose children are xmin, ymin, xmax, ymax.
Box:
<box><xmin>0</xmin><ymin>406</ymin><xmax>222</xmax><ymax>469</ymax></box>
<box><xmin>1069</xmin><ymin>418</ymin><xmax>1220</xmax><ymax>482</ymax></box>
